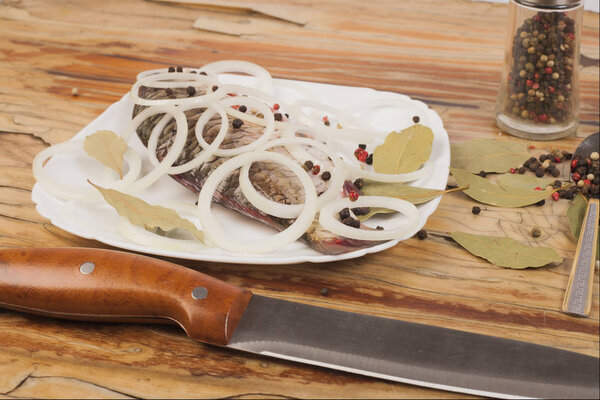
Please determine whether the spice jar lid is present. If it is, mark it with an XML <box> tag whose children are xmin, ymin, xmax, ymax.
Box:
<box><xmin>514</xmin><ymin>0</ymin><xmax>582</xmax><ymax>9</ymax></box>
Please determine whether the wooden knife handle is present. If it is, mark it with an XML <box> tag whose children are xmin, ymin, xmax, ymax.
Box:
<box><xmin>562</xmin><ymin>198</ymin><xmax>599</xmax><ymax>317</ymax></box>
<box><xmin>0</xmin><ymin>247</ymin><xmax>253</xmax><ymax>346</ymax></box>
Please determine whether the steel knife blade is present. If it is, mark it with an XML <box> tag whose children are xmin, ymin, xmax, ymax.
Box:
<box><xmin>0</xmin><ymin>247</ymin><xmax>598</xmax><ymax>399</ymax></box>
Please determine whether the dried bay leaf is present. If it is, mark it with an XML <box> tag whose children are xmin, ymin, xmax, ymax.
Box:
<box><xmin>451</xmin><ymin>168</ymin><xmax>552</xmax><ymax>207</ymax></box>
<box><xmin>362</xmin><ymin>180</ymin><xmax>455</xmax><ymax>205</ymax></box>
<box><xmin>451</xmin><ymin>232</ymin><xmax>563</xmax><ymax>269</ymax></box>
<box><xmin>497</xmin><ymin>174</ymin><xmax>555</xmax><ymax>192</ymax></box>
<box><xmin>451</xmin><ymin>138</ymin><xmax>529</xmax><ymax>173</ymax></box>
<box><xmin>373</xmin><ymin>124</ymin><xmax>433</xmax><ymax>174</ymax></box>
<box><xmin>84</xmin><ymin>130</ymin><xmax>127</xmax><ymax>179</ymax></box>
<box><xmin>567</xmin><ymin>194</ymin><xmax>599</xmax><ymax>259</ymax></box>
<box><xmin>90</xmin><ymin>182</ymin><xmax>204</xmax><ymax>243</ymax></box>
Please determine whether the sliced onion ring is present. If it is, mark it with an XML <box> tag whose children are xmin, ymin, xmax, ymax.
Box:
<box><xmin>238</xmin><ymin>137</ymin><xmax>345</xmax><ymax>219</ymax></box>
<box><xmin>195</xmin><ymin>96</ymin><xmax>276</xmax><ymax>157</ymax></box>
<box><xmin>131</xmin><ymin>72</ymin><xmax>222</xmax><ymax>107</ymax></box>
<box><xmin>319</xmin><ymin>196</ymin><xmax>419</xmax><ymax>241</ymax></box>
<box><xmin>200</xmin><ymin>60</ymin><xmax>274</xmax><ymax>93</ymax></box>
<box><xmin>197</xmin><ymin>151</ymin><xmax>317</xmax><ymax>254</ymax></box>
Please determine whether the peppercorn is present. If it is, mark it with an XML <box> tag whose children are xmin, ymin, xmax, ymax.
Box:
<box><xmin>311</xmin><ymin>165</ymin><xmax>321</xmax><ymax>175</ymax></box>
<box><xmin>165</xmin><ymin>88</ymin><xmax>173</xmax><ymax>96</ymax></box>
<box><xmin>238</xmin><ymin>105</ymin><xmax>247</xmax><ymax>113</ymax></box>
<box><xmin>572</xmin><ymin>172</ymin><xmax>581</xmax><ymax>181</ymax></box>
<box><xmin>351</xmin><ymin>207</ymin><xmax>370</xmax><ymax>216</ymax></box>
<box><xmin>176</xmin><ymin>65</ymin><xmax>183</xmax><ymax>72</ymax></box>
<box><xmin>353</xmin><ymin>178</ymin><xmax>364</xmax><ymax>189</ymax></box>
<box><xmin>591</xmin><ymin>152</ymin><xmax>600</xmax><ymax>161</ymax></box>
<box><xmin>320</xmin><ymin>287</ymin><xmax>329</xmax><ymax>296</ymax></box>
<box><xmin>552</xmin><ymin>192</ymin><xmax>560</xmax><ymax>201</ymax></box>
<box><xmin>531</xmin><ymin>227</ymin><xmax>542</xmax><ymax>238</ymax></box>
<box><xmin>212</xmin><ymin>85</ymin><xmax>219</xmax><ymax>92</ymax></box>
<box><xmin>342</xmin><ymin>217</ymin><xmax>360</xmax><ymax>228</ymax></box>
<box><xmin>358</xmin><ymin>144</ymin><xmax>367</xmax><ymax>150</ymax></box>
<box><xmin>321</xmin><ymin>171</ymin><xmax>331</xmax><ymax>181</ymax></box>
<box><xmin>199</xmin><ymin>71</ymin><xmax>207</xmax><ymax>76</ymax></box>
<box><xmin>274</xmin><ymin>113</ymin><xmax>283</xmax><ymax>121</ymax></box>
<box><xmin>413</xmin><ymin>116</ymin><xmax>420</xmax><ymax>123</ymax></box>
<box><xmin>376</xmin><ymin>226</ymin><xmax>384</xmax><ymax>230</ymax></box>
<box><xmin>365</xmin><ymin>153</ymin><xmax>373</xmax><ymax>165</ymax></box>
<box><xmin>518</xmin><ymin>166</ymin><xmax>527</xmax><ymax>174</ymax></box>
<box><xmin>472</xmin><ymin>206</ymin><xmax>481</xmax><ymax>215</ymax></box>
<box><xmin>478</xmin><ymin>171</ymin><xmax>487</xmax><ymax>178</ymax></box>
<box><xmin>550</xmin><ymin>167</ymin><xmax>560</xmax><ymax>177</ymax></box>
<box><xmin>348</xmin><ymin>191</ymin><xmax>359</xmax><ymax>202</ymax></box>
<box><xmin>339</xmin><ymin>207</ymin><xmax>350</xmax><ymax>220</ymax></box>
<box><xmin>536</xmin><ymin>199</ymin><xmax>546</xmax><ymax>206</ymax></box>
<box><xmin>535</xmin><ymin>166</ymin><xmax>545</xmax><ymax>177</ymax></box>
<box><xmin>273</xmin><ymin>103</ymin><xmax>280</xmax><ymax>111</ymax></box>
<box><xmin>552</xmin><ymin>180</ymin><xmax>562</xmax><ymax>189</ymax></box>
<box><xmin>168</xmin><ymin>66</ymin><xmax>175</xmax><ymax>72</ymax></box>
<box><xmin>357</xmin><ymin>151</ymin><xmax>368</xmax><ymax>163</ymax></box>
<box><xmin>186</xmin><ymin>86</ymin><xmax>196</xmax><ymax>96</ymax></box>
<box><xmin>232</xmin><ymin>118</ymin><xmax>244</xmax><ymax>129</ymax></box>
<box><xmin>416</xmin><ymin>230</ymin><xmax>427</xmax><ymax>240</ymax></box>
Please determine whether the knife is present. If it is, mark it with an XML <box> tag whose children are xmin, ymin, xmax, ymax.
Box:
<box><xmin>0</xmin><ymin>248</ymin><xmax>598</xmax><ymax>399</ymax></box>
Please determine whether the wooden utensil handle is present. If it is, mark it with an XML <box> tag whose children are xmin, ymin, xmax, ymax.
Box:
<box><xmin>0</xmin><ymin>247</ymin><xmax>252</xmax><ymax>345</ymax></box>
<box><xmin>562</xmin><ymin>198</ymin><xmax>599</xmax><ymax>317</ymax></box>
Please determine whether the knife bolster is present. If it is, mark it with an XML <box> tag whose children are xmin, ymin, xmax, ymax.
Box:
<box><xmin>0</xmin><ymin>247</ymin><xmax>253</xmax><ymax>346</ymax></box>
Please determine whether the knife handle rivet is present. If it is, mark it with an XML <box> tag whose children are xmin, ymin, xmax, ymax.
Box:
<box><xmin>191</xmin><ymin>286</ymin><xmax>208</xmax><ymax>300</ymax></box>
<box><xmin>79</xmin><ymin>262</ymin><xmax>95</xmax><ymax>275</ymax></box>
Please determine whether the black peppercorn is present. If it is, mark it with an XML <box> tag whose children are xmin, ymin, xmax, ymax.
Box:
<box><xmin>376</xmin><ymin>226</ymin><xmax>384</xmax><ymax>230</ymax></box>
<box><xmin>478</xmin><ymin>171</ymin><xmax>487</xmax><ymax>178</ymax></box>
<box><xmin>550</xmin><ymin>167</ymin><xmax>560</xmax><ymax>177</ymax></box>
<box><xmin>232</xmin><ymin>118</ymin><xmax>244</xmax><ymax>129</ymax></box>
<box><xmin>353</xmin><ymin>178</ymin><xmax>364</xmax><ymax>189</ymax></box>
<box><xmin>186</xmin><ymin>86</ymin><xmax>196</xmax><ymax>96</ymax></box>
<box><xmin>339</xmin><ymin>207</ymin><xmax>350</xmax><ymax>220</ymax></box>
<box><xmin>518</xmin><ymin>166</ymin><xmax>526</xmax><ymax>174</ymax></box>
<box><xmin>212</xmin><ymin>85</ymin><xmax>218</xmax><ymax>92</ymax></box>
<box><xmin>303</xmin><ymin>160</ymin><xmax>314</xmax><ymax>171</ymax></box>
<box><xmin>321</xmin><ymin>171</ymin><xmax>331</xmax><ymax>181</ymax></box>
<box><xmin>358</xmin><ymin>144</ymin><xmax>367</xmax><ymax>150</ymax></box>
<box><xmin>320</xmin><ymin>287</ymin><xmax>329</xmax><ymax>296</ymax></box>
<box><xmin>535</xmin><ymin>167</ymin><xmax>545</xmax><ymax>177</ymax></box>
<box><xmin>274</xmin><ymin>113</ymin><xmax>283</xmax><ymax>121</ymax></box>
<box><xmin>472</xmin><ymin>206</ymin><xmax>481</xmax><ymax>215</ymax></box>
<box><xmin>531</xmin><ymin>227</ymin><xmax>542</xmax><ymax>238</ymax></box>
<box><xmin>168</xmin><ymin>66</ymin><xmax>175</xmax><ymax>73</ymax></box>
<box><xmin>199</xmin><ymin>71</ymin><xmax>208</xmax><ymax>76</ymax></box>
<box><xmin>536</xmin><ymin>199</ymin><xmax>545</xmax><ymax>206</ymax></box>
<box><xmin>365</xmin><ymin>153</ymin><xmax>373</xmax><ymax>165</ymax></box>
<box><xmin>413</xmin><ymin>116</ymin><xmax>420</xmax><ymax>123</ymax></box>
<box><xmin>351</xmin><ymin>207</ymin><xmax>370</xmax><ymax>216</ymax></box>
<box><xmin>176</xmin><ymin>65</ymin><xmax>183</xmax><ymax>72</ymax></box>
<box><xmin>238</xmin><ymin>105</ymin><xmax>247</xmax><ymax>113</ymax></box>
<box><xmin>342</xmin><ymin>217</ymin><xmax>360</xmax><ymax>228</ymax></box>
<box><xmin>416</xmin><ymin>230</ymin><xmax>427</xmax><ymax>240</ymax></box>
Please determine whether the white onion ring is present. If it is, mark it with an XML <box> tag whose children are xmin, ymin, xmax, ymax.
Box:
<box><xmin>200</xmin><ymin>60</ymin><xmax>274</xmax><ymax>93</ymax></box>
<box><xmin>146</xmin><ymin>102</ymin><xmax>230</xmax><ymax>175</ymax></box>
<box><xmin>120</xmin><ymin>105</ymin><xmax>189</xmax><ymax>193</ymax></box>
<box><xmin>32</xmin><ymin>140</ymin><xmax>141</xmax><ymax>201</ymax></box>
<box><xmin>238</xmin><ymin>137</ymin><xmax>345</xmax><ymax>218</ymax></box>
<box><xmin>197</xmin><ymin>151</ymin><xmax>317</xmax><ymax>253</ymax></box>
<box><xmin>136</xmin><ymin>68</ymin><xmax>217</xmax><ymax>82</ymax></box>
<box><xmin>131</xmin><ymin>72</ymin><xmax>222</xmax><ymax>106</ymax></box>
<box><xmin>195</xmin><ymin>96</ymin><xmax>276</xmax><ymax>157</ymax></box>
<box><xmin>319</xmin><ymin>196</ymin><xmax>419</xmax><ymax>240</ymax></box>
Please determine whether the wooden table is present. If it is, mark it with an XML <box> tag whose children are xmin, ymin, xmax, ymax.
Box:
<box><xmin>0</xmin><ymin>0</ymin><xmax>598</xmax><ymax>398</ymax></box>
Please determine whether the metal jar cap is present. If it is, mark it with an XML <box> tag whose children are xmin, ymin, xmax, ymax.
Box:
<box><xmin>514</xmin><ymin>0</ymin><xmax>582</xmax><ymax>9</ymax></box>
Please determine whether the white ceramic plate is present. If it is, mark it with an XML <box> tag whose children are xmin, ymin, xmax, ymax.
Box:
<box><xmin>32</xmin><ymin>74</ymin><xmax>450</xmax><ymax>264</ymax></box>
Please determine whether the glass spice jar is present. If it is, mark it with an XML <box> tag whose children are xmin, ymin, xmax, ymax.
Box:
<box><xmin>495</xmin><ymin>0</ymin><xmax>583</xmax><ymax>140</ymax></box>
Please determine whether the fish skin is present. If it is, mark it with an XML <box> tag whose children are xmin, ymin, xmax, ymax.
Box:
<box><xmin>133</xmin><ymin>86</ymin><xmax>385</xmax><ymax>255</ymax></box>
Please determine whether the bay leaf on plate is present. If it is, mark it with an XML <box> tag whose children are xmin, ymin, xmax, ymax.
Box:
<box><xmin>451</xmin><ymin>232</ymin><xmax>563</xmax><ymax>269</ymax></box>
<box><xmin>451</xmin><ymin>167</ymin><xmax>552</xmax><ymax>207</ymax></box>
<box><xmin>362</xmin><ymin>180</ymin><xmax>450</xmax><ymax>205</ymax></box>
<box><xmin>497</xmin><ymin>174</ymin><xmax>555</xmax><ymax>192</ymax></box>
<box><xmin>84</xmin><ymin>130</ymin><xmax>127</xmax><ymax>179</ymax></box>
<box><xmin>373</xmin><ymin>124</ymin><xmax>433</xmax><ymax>174</ymax></box>
<box><xmin>450</xmin><ymin>138</ymin><xmax>529</xmax><ymax>173</ymax></box>
<box><xmin>90</xmin><ymin>182</ymin><xmax>204</xmax><ymax>243</ymax></box>
<box><xmin>566</xmin><ymin>194</ymin><xmax>599</xmax><ymax>259</ymax></box>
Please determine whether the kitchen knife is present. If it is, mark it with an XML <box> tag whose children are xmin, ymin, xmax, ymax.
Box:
<box><xmin>0</xmin><ymin>247</ymin><xmax>598</xmax><ymax>399</ymax></box>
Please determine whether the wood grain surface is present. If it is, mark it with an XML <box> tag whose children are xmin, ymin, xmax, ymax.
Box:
<box><xmin>0</xmin><ymin>0</ymin><xmax>598</xmax><ymax>398</ymax></box>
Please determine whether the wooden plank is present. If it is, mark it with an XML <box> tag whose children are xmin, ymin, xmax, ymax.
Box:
<box><xmin>0</xmin><ymin>0</ymin><xmax>598</xmax><ymax>398</ymax></box>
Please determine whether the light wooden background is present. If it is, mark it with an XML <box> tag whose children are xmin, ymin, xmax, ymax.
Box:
<box><xmin>0</xmin><ymin>0</ymin><xmax>598</xmax><ymax>398</ymax></box>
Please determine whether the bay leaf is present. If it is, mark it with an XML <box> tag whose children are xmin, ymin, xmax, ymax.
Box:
<box><xmin>90</xmin><ymin>182</ymin><xmax>204</xmax><ymax>243</ymax></box>
<box><xmin>451</xmin><ymin>232</ymin><xmax>563</xmax><ymax>269</ymax></box>
<box><xmin>362</xmin><ymin>180</ymin><xmax>453</xmax><ymax>205</ymax></box>
<box><xmin>450</xmin><ymin>138</ymin><xmax>529</xmax><ymax>173</ymax></box>
<box><xmin>567</xmin><ymin>194</ymin><xmax>587</xmax><ymax>239</ymax></box>
<box><xmin>373</xmin><ymin>124</ymin><xmax>433</xmax><ymax>174</ymax></box>
<box><xmin>497</xmin><ymin>174</ymin><xmax>555</xmax><ymax>192</ymax></box>
<box><xmin>84</xmin><ymin>130</ymin><xmax>127</xmax><ymax>179</ymax></box>
<box><xmin>566</xmin><ymin>194</ymin><xmax>599</xmax><ymax>259</ymax></box>
<box><xmin>451</xmin><ymin>168</ymin><xmax>553</xmax><ymax>207</ymax></box>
